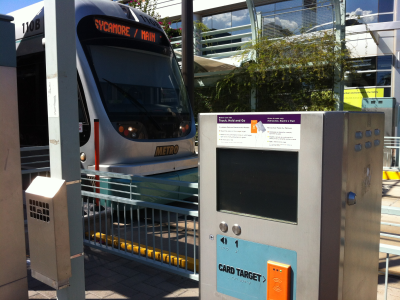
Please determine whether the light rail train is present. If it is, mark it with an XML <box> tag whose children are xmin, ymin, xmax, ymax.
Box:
<box><xmin>10</xmin><ymin>0</ymin><xmax>198</xmax><ymax>179</ymax></box>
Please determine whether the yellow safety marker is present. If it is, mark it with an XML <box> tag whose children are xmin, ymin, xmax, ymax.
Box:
<box><xmin>383</xmin><ymin>171</ymin><xmax>400</xmax><ymax>180</ymax></box>
<box><xmin>85</xmin><ymin>231</ymin><xmax>199</xmax><ymax>272</ymax></box>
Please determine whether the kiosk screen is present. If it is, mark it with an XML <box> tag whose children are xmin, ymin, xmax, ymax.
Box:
<box><xmin>216</xmin><ymin>148</ymin><xmax>298</xmax><ymax>223</ymax></box>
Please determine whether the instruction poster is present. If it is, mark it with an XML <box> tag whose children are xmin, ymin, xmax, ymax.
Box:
<box><xmin>217</xmin><ymin>114</ymin><xmax>301</xmax><ymax>150</ymax></box>
<box><xmin>344</xmin><ymin>88</ymin><xmax>384</xmax><ymax>111</ymax></box>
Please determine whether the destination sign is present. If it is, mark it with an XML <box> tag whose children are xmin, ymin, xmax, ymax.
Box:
<box><xmin>94</xmin><ymin>18</ymin><xmax>161</xmax><ymax>44</ymax></box>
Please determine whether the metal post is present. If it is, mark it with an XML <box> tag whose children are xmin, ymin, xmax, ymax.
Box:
<box><xmin>181</xmin><ymin>0</ymin><xmax>194</xmax><ymax>110</ymax></box>
<box><xmin>334</xmin><ymin>0</ymin><xmax>346</xmax><ymax>111</ymax></box>
<box><xmin>193</xmin><ymin>14</ymin><xmax>202</xmax><ymax>56</ymax></box>
<box><xmin>246</xmin><ymin>2</ymin><xmax>259</xmax><ymax>109</ymax></box>
<box><xmin>251</xmin><ymin>88</ymin><xmax>257</xmax><ymax>112</ymax></box>
<box><xmin>0</xmin><ymin>14</ymin><xmax>29</xmax><ymax>300</ymax></box>
<box><xmin>246</xmin><ymin>0</ymin><xmax>258</xmax><ymax>42</ymax></box>
<box><xmin>44</xmin><ymin>0</ymin><xmax>85</xmax><ymax>299</ymax></box>
<box><xmin>384</xmin><ymin>253</ymin><xmax>389</xmax><ymax>300</ymax></box>
<box><xmin>249</xmin><ymin>12</ymin><xmax>262</xmax><ymax>112</ymax></box>
<box><xmin>94</xmin><ymin>119</ymin><xmax>100</xmax><ymax>206</ymax></box>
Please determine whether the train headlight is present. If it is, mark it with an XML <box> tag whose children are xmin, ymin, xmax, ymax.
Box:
<box><xmin>179</xmin><ymin>121</ymin><xmax>190</xmax><ymax>137</ymax></box>
<box><xmin>80</xmin><ymin>152</ymin><xmax>86</xmax><ymax>162</ymax></box>
<box><xmin>115</xmin><ymin>122</ymin><xmax>146</xmax><ymax>140</ymax></box>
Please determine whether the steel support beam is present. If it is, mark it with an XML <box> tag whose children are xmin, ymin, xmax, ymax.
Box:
<box><xmin>182</xmin><ymin>0</ymin><xmax>194</xmax><ymax>110</ymax></box>
<box><xmin>246</xmin><ymin>0</ymin><xmax>258</xmax><ymax>111</ymax></box>
<box><xmin>334</xmin><ymin>0</ymin><xmax>346</xmax><ymax>111</ymax></box>
<box><xmin>43</xmin><ymin>0</ymin><xmax>85</xmax><ymax>298</ymax></box>
<box><xmin>194</xmin><ymin>14</ymin><xmax>202</xmax><ymax>56</ymax></box>
<box><xmin>246</xmin><ymin>0</ymin><xmax>258</xmax><ymax>42</ymax></box>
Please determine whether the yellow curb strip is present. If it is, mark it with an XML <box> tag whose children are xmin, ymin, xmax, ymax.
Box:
<box><xmin>383</xmin><ymin>171</ymin><xmax>400</xmax><ymax>180</ymax></box>
<box><xmin>85</xmin><ymin>231</ymin><xmax>199</xmax><ymax>272</ymax></box>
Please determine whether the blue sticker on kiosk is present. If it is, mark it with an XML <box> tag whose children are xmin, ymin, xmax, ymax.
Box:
<box><xmin>217</xmin><ymin>235</ymin><xmax>297</xmax><ymax>300</ymax></box>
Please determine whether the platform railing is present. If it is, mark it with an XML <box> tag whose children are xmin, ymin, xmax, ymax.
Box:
<box><xmin>19</xmin><ymin>153</ymin><xmax>200</xmax><ymax>279</ymax></box>
<box><xmin>380</xmin><ymin>206</ymin><xmax>400</xmax><ymax>300</ymax></box>
<box><xmin>384</xmin><ymin>137</ymin><xmax>400</xmax><ymax>170</ymax></box>
<box><xmin>20</xmin><ymin>146</ymin><xmax>50</xmax><ymax>189</ymax></box>
<box><xmin>81</xmin><ymin>169</ymin><xmax>199</xmax><ymax>280</ymax></box>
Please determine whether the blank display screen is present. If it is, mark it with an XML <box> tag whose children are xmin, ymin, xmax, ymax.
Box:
<box><xmin>217</xmin><ymin>148</ymin><xmax>298</xmax><ymax>223</ymax></box>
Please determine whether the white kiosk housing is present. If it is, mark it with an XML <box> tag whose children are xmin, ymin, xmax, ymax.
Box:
<box><xmin>199</xmin><ymin>112</ymin><xmax>384</xmax><ymax>300</ymax></box>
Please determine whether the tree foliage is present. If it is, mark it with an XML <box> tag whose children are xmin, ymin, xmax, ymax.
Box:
<box><xmin>126</xmin><ymin>0</ymin><xmax>160</xmax><ymax>20</ymax></box>
<box><xmin>196</xmin><ymin>30</ymin><xmax>354</xmax><ymax>113</ymax></box>
<box><xmin>124</xmin><ymin>1</ymin><xmax>211</xmax><ymax>44</ymax></box>
<box><xmin>159</xmin><ymin>19</ymin><xmax>182</xmax><ymax>41</ymax></box>
<box><xmin>125</xmin><ymin>0</ymin><xmax>181</xmax><ymax>40</ymax></box>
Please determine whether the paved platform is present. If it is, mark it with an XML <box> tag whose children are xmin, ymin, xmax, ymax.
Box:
<box><xmin>378</xmin><ymin>275</ymin><xmax>400</xmax><ymax>299</ymax></box>
<box><xmin>28</xmin><ymin>246</ymin><xmax>199</xmax><ymax>299</ymax></box>
<box><xmin>381</xmin><ymin>180</ymin><xmax>400</xmax><ymax>276</ymax></box>
<box><xmin>26</xmin><ymin>245</ymin><xmax>400</xmax><ymax>299</ymax></box>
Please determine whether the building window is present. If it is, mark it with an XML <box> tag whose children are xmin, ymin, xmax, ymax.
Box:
<box><xmin>378</xmin><ymin>14</ymin><xmax>393</xmax><ymax>22</ymax></box>
<box><xmin>171</xmin><ymin>21</ymin><xmax>181</xmax><ymax>30</ymax></box>
<box><xmin>346</xmin><ymin>0</ymin><xmax>394</xmax><ymax>25</ymax></box>
<box><xmin>376</xmin><ymin>71</ymin><xmax>391</xmax><ymax>86</ymax></box>
<box><xmin>345</xmin><ymin>72</ymin><xmax>377</xmax><ymax>87</ymax></box>
<box><xmin>351</xmin><ymin>57</ymin><xmax>377</xmax><ymax>70</ymax></box>
<box><xmin>232</xmin><ymin>9</ymin><xmax>251</xmax><ymax>34</ymax></box>
<box><xmin>256</xmin><ymin>0</ymin><xmax>333</xmax><ymax>38</ymax></box>
<box><xmin>201</xmin><ymin>9</ymin><xmax>251</xmax><ymax>55</ymax></box>
<box><xmin>345</xmin><ymin>55</ymin><xmax>392</xmax><ymax>88</ymax></box>
<box><xmin>377</xmin><ymin>55</ymin><xmax>393</xmax><ymax>70</ymax></box>
<box><xmin>347</xmin><ymin>0</ymin><xmax>378</xmax><ymax>16</ymax></box>
<box><xmin>379</xmin><ymin>0</ymin><xmax>394</xmax><ymax>13</ymax></box>
<box><xmin>208</xmin><ymin>12</ymin><xmax>231</xmax><ymax>30</ymax></box>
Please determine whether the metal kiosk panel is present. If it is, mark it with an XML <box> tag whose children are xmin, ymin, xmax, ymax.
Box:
<box><xmin>199</xmin><ymin>112</ymin><xmax>384</xmax><ymax>300</ymax></box>
<box><xmin>25</xmin><ymin>176</ymin><xmax>71</xmax><ymax>289</ymax></box>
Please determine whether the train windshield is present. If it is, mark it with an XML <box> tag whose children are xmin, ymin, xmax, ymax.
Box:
<box><xmin>78</xmin><ymin>16</ymin><xmax>192</xmax><ymax>140</ymax></box>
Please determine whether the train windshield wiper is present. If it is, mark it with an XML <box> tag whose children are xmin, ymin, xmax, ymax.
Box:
<box><xmin>102</xmin><ymin>78</ymin><xmax>163</xmax><ymax>131</ymax></box>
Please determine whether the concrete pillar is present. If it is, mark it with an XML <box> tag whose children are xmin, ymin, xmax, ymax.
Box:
<box><xmin>0</xmin><ymin>13</ymin><xmax>29</xmax><ymax>300</ymax></box>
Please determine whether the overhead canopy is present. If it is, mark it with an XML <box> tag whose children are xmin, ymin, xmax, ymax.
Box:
<box><xmin>175</xmin><ymin>50</ymin><xmax>237</xmax><ymax>73</ymax></box>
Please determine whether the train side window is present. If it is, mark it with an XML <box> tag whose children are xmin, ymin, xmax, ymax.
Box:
<box><xmin>17</xmin><ymin>52</ymin><xmax>91</xmax><ymax>147</ymax></box>
<box><xmin>77</xmin><ymin>74</ymin><xmax>91</xmax><ymax>146</ymax></box>
<box><xmin>78</xmin><ymin>87</ymin><xmax>88</xmax><ymax>124</ymax></box>
<box><xmin>17</xmin><ymin>52</ymin><xmax>48</xmax><ymax>146</ymax></box>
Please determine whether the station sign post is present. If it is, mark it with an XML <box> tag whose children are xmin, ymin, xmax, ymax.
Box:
<box><xmin>43</xmin><ymin>0</ymin><xmax>85</xmax><ymax>298</ymax></box>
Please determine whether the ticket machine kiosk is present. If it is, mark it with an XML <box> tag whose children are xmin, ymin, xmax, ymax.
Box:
<box><xmin>199</xmin><ymin>112</ymin><xmax>384</xmax><ymax>300</ymax></box>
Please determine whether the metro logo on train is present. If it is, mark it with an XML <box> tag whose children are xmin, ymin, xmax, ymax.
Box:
<box><xmin>154</xmin><ymin>145</ymin><xmax>179</xmax><ymax>157</ymax></box>
<box><xmin>94</xmin><ymin>18</ymin><xmax>159</xmax><ymax>43</ymax></box>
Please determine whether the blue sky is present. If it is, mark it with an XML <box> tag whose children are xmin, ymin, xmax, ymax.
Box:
<box><xmin>0</xmin><ymin>0</ymin><xmax>41</xmax><ymax>15</ymax></box>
